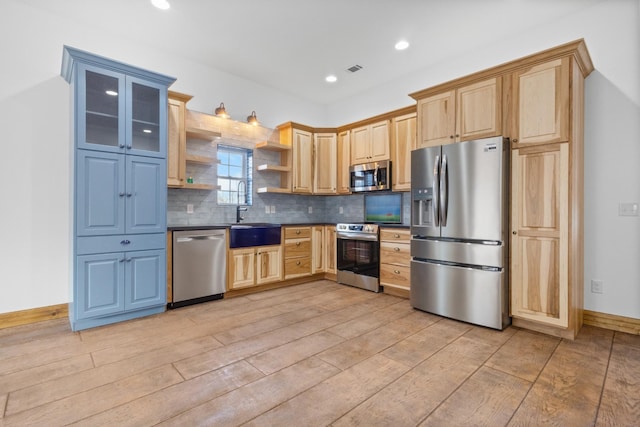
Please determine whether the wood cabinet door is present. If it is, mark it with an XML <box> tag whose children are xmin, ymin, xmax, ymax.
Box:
<box><xmin>312</xmin><ymin>226</ymin><xmax>325</xmax><ymax>274</ymax></box>
<box><xmin>350</xmin><ymin>125</ymin><xmax>370</xmax><ymax>164</ymax></box>
<box><xmin>167</xmin><ymin>97</ymin><xmax>186</xmax><ymax>187</ymax></box>
<box><xmin>391</xmin><ymin>113</ymin><xmax>416</xmax><ymax>191</ymax></box>
<box><xmin>124</xmin><ymin>249</ymin><xmax>165</xmax><ymax>310</ymax></box>
<box><xmin>126</xmin><ymin>156</ymin><xmax>167</xmax><ymax>234</ymax></box>
<box><xmin>76</xmin><ymin>252</ymin><xmax>125</xmax><ymax>319</ymax></box>
<box><xmin>256</xmin><ymin>245</ymin><xmax>282</xmax><ymax>285</ymax></box>
<box><xmin>313</xmin><ymin>133</ymin><xmax>337</xmax><ymax>194</ymax></box>
<box><xmin>324</xmin><ymin>226</ymin><xmax>336</xmax><ymax>273</ymax></box>
<box><xmin>511</xmin><ymin>144</ymin><xmax>569</xmax><ymax>328</ymax></box>
<box><xmin>456</xmin><ymin>77</ymin><xmax>502</xmax><ymax>142</ymax></box>
<box><xmin>228</xmin><ymin>248</ymin><xmax>255</xmax><ymax>290</ymax></box>
<box><xmin>292</xmin><ymin>128</ymin><xmax>313</xmax><ymax>193</ymax></box>
<box><xmin>512</xmin><ymin>58</ymin><xmax>570</xmax><ymax>146</ymax></box>
<box><xmin>76</xmin><ymin>150</ymin><xmax>126</xmax><ymax>236</ymax></box>
<box><xmin>370</xmin><ymin>120</ymin><xmax>390</xmax><ymax>161</ymax></box>
<box><xmin>417</xmin><ymin>90</ymin><xmax>455</xmax><ymax>148</ymax></box>
<box><xmin>336</xmin><ymin>131</ymin><xmax>351</xmax><ymax>194</ymax></box>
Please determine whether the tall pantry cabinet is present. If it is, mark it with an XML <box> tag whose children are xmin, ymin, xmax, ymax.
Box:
<box><xmin>411</xmin><ymin>39</ymin><xmax>593</xmax><ymax>339</ymax></box>
<box><xmin>62</xmin><ymin>46</ymin><xmax>176</xmax><ymax>331</ymax></box>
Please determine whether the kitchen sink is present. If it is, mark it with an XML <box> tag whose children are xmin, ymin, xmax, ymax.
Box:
<box><xmin>229</xmin><ymin>223</ymin><xmax>281</xmax><ymax>248</ymax></box>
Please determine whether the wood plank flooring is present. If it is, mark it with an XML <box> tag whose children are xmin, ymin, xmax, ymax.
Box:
<box><xmin>1</xmin><ymin>280</ymin><xmax>638</xmax><ymax>426</ymax></box>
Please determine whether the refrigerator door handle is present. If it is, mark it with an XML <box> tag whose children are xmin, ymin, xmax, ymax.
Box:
<box><xmin>440</xmin><ymin>153</ymin><xmax>449</xmax><ymax>226</ymax></box>
<box><xmin>433</xmin><ymin>154</ymin><xmax>440</xmax><ymax>226</ymax></box>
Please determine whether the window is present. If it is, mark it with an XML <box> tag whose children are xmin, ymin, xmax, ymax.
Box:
<box><xmin>217</xmin><ymin>145</ymin><xmax>253</xmax><ymax>205</ymax></box>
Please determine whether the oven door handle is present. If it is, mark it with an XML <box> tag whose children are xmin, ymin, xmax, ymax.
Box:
<box><xmin>336</xmin><ymin>233</ymin><xmax>379</xmax><ymax>242</ymax></box>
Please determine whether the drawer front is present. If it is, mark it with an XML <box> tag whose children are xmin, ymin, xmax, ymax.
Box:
<box><xmin>380</xmin><ymin>263</ymin><xmax>410</xmax><ymax>289</ymax></box>
<box><xmin>284</xmin><ymin>227</ymin><xmax>311</xmax><ymax>239</ymax></box>
<box><xmin>77</xmin><ymin>233</ymin><xmax>166</xmax><ymax>255</ymax></box>
<box><xmin>285</xmin><ymin>256</ymin><xmax>311</xmax><ymax>277</ymax></box>
<box><xmin>380</xmin><ymin>228</ymin><xmax>410</xmax><ymax>242</ymax></box>
<box><xmin>380</xmin><ymin>241</ymin><xmax>410</xmax><ymax>265</ymax></box>
<box><xmin>284</xmin><ymin>239</ymin><xmax>311</xmax><ymax>258</ymax></box>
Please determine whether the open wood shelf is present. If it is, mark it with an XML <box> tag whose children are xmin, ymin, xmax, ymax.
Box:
<box><xmin>186</xmin><ymin>127</ymin><xmax>222</xmax><ymax>141</ymax></box>
<box><xmin>255</xmin><ymin>141</ymin><xmax>291</xmax><ymax>151</ymax></box>
<box><xmin>186</xmin><ymin>154</ymin><xmax>217</xmax><ymax>165</ymax></box>
<box><xmin>183</xmin><ymin>183</ymin><xmax>220</xmax><ymax>191</ymax></box>
<box><xmin>256</xmin><ymin>164</ymin><xmax>291</xmax><ymax>172</ymax></box>
<box><xmin>256</xmin><ymin>187</ymin><xmax>291</xmax><ymax>194</ymax></box>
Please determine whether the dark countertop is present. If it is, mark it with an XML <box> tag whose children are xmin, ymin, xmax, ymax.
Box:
<box><xmin>168</xmin><ymin>222</ymin><xmax>410</xmax><ymax>232</ymax></box>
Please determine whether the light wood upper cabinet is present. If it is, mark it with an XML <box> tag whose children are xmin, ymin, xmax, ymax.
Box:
<box><xmin>292</xmin><ymin>128</ymin><xmax>313</xmax><ymax>194</ymax></box>
<box><xmin>313</xmin><ymin>133</ymin><xmax>337</xmax><ymax>194</ymax></box>
<box><xmin>337</xmin><ymin>131</ymin><xmax>351</xmax><ymax>194</ymax></box>
<box><xmin>511</xmin><ymin>144</ymin><xmax>569</xmax><ymax>328</ymax></box>
<box><xmin>417</xmin><ymin>77</ymin><xmax>501</xmax><ymax>148</ymax></box>
<box><xmin>511</xmin><ymin>58</ymin><xmax>570</xmax><ymax>146</ymax></box>
<box><xmin>391</xmin><ymin>112</ymin><xmax>416</xmax><ymax>191</ymax></box>
<box><xmin>167</xmin><ymin>91</ymin><xmax>192</xmax><ymax>188</ymax></box>
<box><xmin>351</xmin><ymin>120</ymin><xmax>390</xmax><ymax>165</ymax></box>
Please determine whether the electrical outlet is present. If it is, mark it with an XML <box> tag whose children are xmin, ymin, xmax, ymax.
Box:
<box><xmin>619</xmin><ymin>202</ymin><xmax>639</xmax><ymax>216</ymax></box>
<box><xmin>591</xmin><ymin>279</ymin><xmax>604</xmax><ymax>294</ymax></box>
<box><xmin>339</xmin><ymin>206</ymin><xmax>344</xmax><ymax>214</ymax></box>
<box><xmin>187</xmin><ymin>204</ymin><xmax>194</xmax><ymax>214</ymax></box>
<box><xmin>265</xmin><ymin>205</ymin><xmax>270</xmax><ymax>214</ymax></box>
<box><xmin>308</xmin><ymin>206</ymin><xmax>313</xmax><ymax>214</ymax></box>
<box><xmin>271</xmin><ymin>205</ymin><xmax>276</xmax><ymax>213</ymax></box>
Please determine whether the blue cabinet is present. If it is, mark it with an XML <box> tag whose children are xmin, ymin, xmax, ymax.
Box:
<box><xmin>62</xmin><ymin>46</ymin><xmax>175</xmax><ymax>331</ymax></box>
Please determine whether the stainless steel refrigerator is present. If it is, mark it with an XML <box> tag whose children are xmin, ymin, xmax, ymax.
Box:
<box><xmin>410</xmin><ymin>136</ymin><xmax>510</xmax><ymax>330</ymax></box>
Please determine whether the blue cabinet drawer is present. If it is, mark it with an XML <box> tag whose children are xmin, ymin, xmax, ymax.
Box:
<box><xmin>77</xmin><ymin>233</ymin><xmax>165</xmax><ymax>255</ymax></box>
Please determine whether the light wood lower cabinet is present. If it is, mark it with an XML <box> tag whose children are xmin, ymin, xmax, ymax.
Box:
<box><xmin>228</xmin><ymin>245</ymin><xmax>282</xmax><ymax>290</ymax></box>
<box><xmin>510</xmin><ymin>143</ymin><xmax>569</xmax><ymax>328</ymax></box>
<box><xmin>284</xmin><ymin>226</ymin><xmax>312</xmax><ymax>279</ymax></box>
<box><xmin>312</xmin><ymin>226</ymin><xmax>325</xmax><ymax>274</ymax></box>
<box><xmin>325</xmin><ymin>225</ymin><xmax>336</xmax><ymax>274</ymax></box>
<box><xmin>379</xmin><ymin>228</ymin><xmax>411</xmax><ymax>293</ymax></box>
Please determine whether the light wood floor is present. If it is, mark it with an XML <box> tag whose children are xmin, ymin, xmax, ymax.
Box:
<box><xmin>1</xmin><ymin>280</ymin><xmax>638</xmax><ymax>426</ymax></box>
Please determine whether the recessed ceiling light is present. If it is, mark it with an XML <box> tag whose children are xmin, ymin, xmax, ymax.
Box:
<box><xmin>325</xmin><ymin>75</ymin><xmax>337</xmax><ymax>83</ymax></box>
<box><xmin>105</xmin><ymin>90</ymin><xmax>118</xmax><ymax>96</ymax></box>
<box><xmin>395</xmin><ymin>40</ymin><xmax>410</xmax><ymax>51</ymax></box>
<box><xmin>151</xmin><ymin>0</ymin><xmax>170</xmax><ymax>10</ymax></box>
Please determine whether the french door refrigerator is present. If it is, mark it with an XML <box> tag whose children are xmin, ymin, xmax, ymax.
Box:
<box><xmin>410</xmin><ymin>136</ymin><xmax>510</xmax><ymax>330</ymax></box>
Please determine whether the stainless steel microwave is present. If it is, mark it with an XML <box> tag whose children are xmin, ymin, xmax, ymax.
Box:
<box><xmin>350</xmin><ymin>160</ymin><xmax>392</xmax><ymax>192</ymax></box>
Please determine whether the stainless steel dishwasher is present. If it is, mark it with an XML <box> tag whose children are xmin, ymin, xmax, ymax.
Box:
<box><xmin>170</xmin><ymin>229</ymin><xmax>226</xmax><ymax>308</ymax></box>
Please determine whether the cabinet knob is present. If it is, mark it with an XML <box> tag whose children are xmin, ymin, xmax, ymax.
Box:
<box><xmin>119</xmin><ymin>144</ymin><xmax>125</xmax><ymax>149</ymax></box>
<box><xmin>394</xmin><ymin>247</ymin><xmax>400</xmax><ymax>252</ymax></box>
<box><xmin>296</xmin><ymin>242</ymin><xmax>301</xmax><ymax>246</ymax></box>
<box><xmin>120</xmin><ymin>239</ymin><xmax>131</xmax><ymax>245</ymax></box>
<box><xmin>296</xmin><ymin>230</ymin><xmax>301</xmax><ymax>235</ymax></box>
<box><xmin>296</xmin><ymin>261</ymin><xmax>301</xmax><ymax>266</ymax></box>
<box><xmin>455</xmin><ymin>134</ymin><xmax>459</xmax><ymax>138</ymax></box>
<box><xmin>394</xmin><ymin>234</ymin><xmax>400</xmax><ymax>238</ymax></box>
<box><xmin>119</xmin><ymin>192</ymin><xmax>125</xmax><ymax>197</ymax></box>
<box><xmin>125</xmin><ymin>258</ymin><xmax>132</xmax><ymax>262</ymax></box>
<box><xmin>450</xmin><ymin>135</ymin><xmax>454</xmax><ymax>139</ymax></box>
<box><xmin>394</xmin><ymin>269</ymin><xmax>400</xmax><ymax>274</ymax></box>
<box><xmin>513</xmin><ymin>138</ymin><xmax>518</xmax><ymax>143</ymax></box>
<box><xmin>512</xmin><ymin>231</ymin><xmax>517</xmax><ymax>235</ymax></box>
<box><xmin>119</xmin><ymin>258</ymin><xmax>125</xmax><ymax>263</ymax></box>
<box><xmin>126</xmin><ymin>144</ymin><xmax>132</xmax><ymax>149</ymax></box>
<box><xmin>127</xmin><ymin>193</ymin><xmax>132</xmax><ymax>197</ymax></box>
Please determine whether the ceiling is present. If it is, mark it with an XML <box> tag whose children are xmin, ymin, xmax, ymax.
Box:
<box><xmin>24</xmin><ymin>0</ymin><xmax>603</xmax><ymax>105</ymax></box>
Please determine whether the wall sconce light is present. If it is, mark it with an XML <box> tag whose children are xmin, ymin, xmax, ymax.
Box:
<box><xmin>214</xmin><ymin>102</ymin><xmax>230</xmax><ymax>119</ymax></box>
<box><xmin>247</xmin><ymin>111</ymin><xmax>259</xmax><ymax>126</ymax></box>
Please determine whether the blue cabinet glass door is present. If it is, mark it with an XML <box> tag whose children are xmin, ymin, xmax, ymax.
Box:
<box><xmin>126</xmin><ymin>77</ymin><xmax>166</xmax><ymax>158</ymax></box>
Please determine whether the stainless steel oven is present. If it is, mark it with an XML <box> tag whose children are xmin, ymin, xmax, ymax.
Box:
<box><xmin>336</xmin><ymin>223</ymin><xmax>380</xmax><ymax>292</ymax></box>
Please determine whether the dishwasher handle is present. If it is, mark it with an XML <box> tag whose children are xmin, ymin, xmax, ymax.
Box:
<box><xmin>176</xmin><ymin>234</ymin><xmax>225</xmax><ymax>243</ymax></box>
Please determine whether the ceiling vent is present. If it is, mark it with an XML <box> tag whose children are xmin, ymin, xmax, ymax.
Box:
<box><xmin>346</xmin><ymin>64</ymin><xmax>363</xmax><ymax>73</ymax></box>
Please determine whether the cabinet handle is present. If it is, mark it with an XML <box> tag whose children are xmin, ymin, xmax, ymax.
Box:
<box><xmin>512</xmin><ymin>231</ymin><xmax>517</xmax><ymax>235</ymax></box>
<box><xmin>126</xmin><ymin>144</ymin><xmax>132</xmax><ymax>149</ymax></box>
<box><xmin>394</xmin><ymin>247</ymin><xmax>400</xmax><ymax>252</ymax></box>
<box><xmin>296</xmin><ymin>242</ymin><xmax>301</xmax><ymax>246</ymax></box>
<box><xmin>127</xmin><ymin>193</ymin><xmax>132</xmax><ymax>197</ymax></box>
<box><xmin>120</xmin><ymin>239</ymin><xmax>131</xmax><ymax>245</ymax></box>
<box><xmin>119</xmin><ymin>258</ymin><xmax>125</xmax><ymax>263</ymax></box>
<box><xmin>394</xmin><ymin>269</ymin><xmax>400</xmax><ymax>274</ymax></box>
<box><xmin>119</xmin><ymin>192</ymin><xmax>125</xmax><ymax>197</ymax></box>
<box><xmin>125</xmin><ymin>258</ymin><xmax>132</xmax><ymax>262</ymax></box>
<box><xmin>119</xmin><ymin>144</ymin><xmax>125</xmax><ymax>149</ymax></box>
<box><xmin>394</xmin><ymin>234</ymin><xmax>400</xmax><ymax>238</ymax></box>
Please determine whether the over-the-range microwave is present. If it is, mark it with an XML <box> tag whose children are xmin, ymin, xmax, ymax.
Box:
<box><xmin>350</xmin><ymin>160</ymin><xmax>392</xmax><ymax>192</ymax></box>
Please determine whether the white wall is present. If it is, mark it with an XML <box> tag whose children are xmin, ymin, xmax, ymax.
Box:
<box><xmin>1</xmin><ymin>0</ymin><xmax>638</xmax><ymax>320</ymax></box>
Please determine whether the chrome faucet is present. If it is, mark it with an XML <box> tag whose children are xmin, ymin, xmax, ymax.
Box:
<box><xmin>236</xmin><ymin>180</ymin><xmax>247</xmax><ymax>223</ymax></box>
